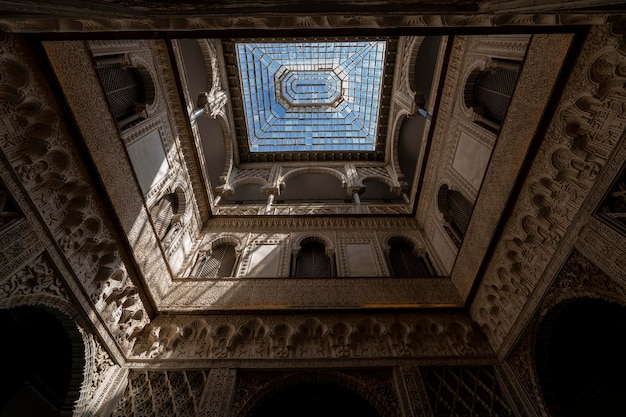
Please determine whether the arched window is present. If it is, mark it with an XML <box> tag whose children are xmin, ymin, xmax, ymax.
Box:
<box><xmin>194</xmin><ymin>243</ymin><xmax>239</xmax><ymax>278</ymax></box>
<box><xmin>387</xmin><ymin>238</ymin><xmax>434</xmax><ymax>277</ymax></box>
<box><xmin>438</xmin><ymin>185</ymin><xmax>473</xmax><ymax>247</ymax></box>
<box><xmin>151</xmin><ymin>193</ymin><xmax>178</xmax><ymax>240</ymax></box>
<box><xmin>94</xmin><ymin>54</ymin><xmax>155</xmax><ymax>129</ymax></box>
<box><xmin>292</xmin><ymin>240</ymin><xmax>333</xmax><ymax>277</ymax></box>
<box><xmin>465</xmin><ymin>64</ymin><xmax>519</xmax><ymax>132</ymax></box>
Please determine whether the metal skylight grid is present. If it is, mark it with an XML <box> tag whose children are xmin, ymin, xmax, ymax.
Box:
<box><xmin>236</xmin><ymin>41</ymin><xmax>386</xmax><ymax>153</ymax></box>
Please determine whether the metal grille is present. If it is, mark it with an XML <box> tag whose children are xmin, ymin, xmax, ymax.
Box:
<box><xmin>473</xmin><ymin>68</ymin><xmax>518</xmax><ymax>123</ymax></box>
<box><xmin>295</xmin><ymin>242</ymin><xmax>331</xmax><ymax>277</ymax></box>
<box><xmin>151</xmin><ymin>194</ymin><xmax>177</xmax><ymax>239</ymax></box>
<box><xmin>389</xmin><ymin>241</ymin><xmax>431</xmax><ymax>277</ymax></box>
<box><xmin>448</xmin><ymin>190</ymin><xmax>472</xmax><ymax>237</ymax></box>
<box><xmin>423</xmin><ymin>367</ymin><xmax>514</xmax><ymax>417</ymax></box>
<box><xmin>97</xmin><ymin>65</ymin><xmax>144</xmax><ymax>121</ymax></box>
<box><xmin>198</xmin><ymin>244</ymin><xmax>237</xmax><ymax>278</ymax></box>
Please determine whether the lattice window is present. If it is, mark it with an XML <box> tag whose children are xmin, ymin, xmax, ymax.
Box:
<box><xmin>388</xmin><ymin>239</ymin><xmax>433</xmax><ymax>277</ymax></box>
<box><xmin>438</xmin><ymin>185</ymin><xmax>473</xmax><ymax>247</ymax></box>
<box><xmin>96</xmin><ymin>64</ymin><xmax>145</xmax><ymax>125</ymax></box>
<box><xmin>473</xmin><ymin>68</ymin><xmax>518</xmax><ymax>124</ymax></box>
<box><xmin>151</xmin><ymin>193</ymin><xmax>178</xmax><ymax>240</ymax></box>
<box><xmin>295</xmin><ymin>241</ymin><xmax>331</xmax><ymax>277</ymax></box>
<box><xmin>196</xmin><ymin>244</ymin><xmax>238</xmax><ymax>278</ymax></box>
<box><xmin>422</xmin><ymin>367</ymin><xmax>514</xmax><ymax>417</ymax></box>
<box><xmin>448</xmin><ymin>190</ymin><xmax>472</xmax><ymax>237</ymax></box>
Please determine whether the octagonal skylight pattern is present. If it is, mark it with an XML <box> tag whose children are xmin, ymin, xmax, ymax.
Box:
<box><xmin>236</xmin><ymin>41</ymin><xmax>386</xmax><ymax>152</ymax></box>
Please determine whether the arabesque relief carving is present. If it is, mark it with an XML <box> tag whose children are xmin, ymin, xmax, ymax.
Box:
<box><xmin>127</xmin><ymin>314</ymin><xmax>492</xmax><ymax>360</ymax></box>
<box><xmin>471</xmin><ymin>22</ymin><xmax>626</xmax><ymax>350</ymax></box>
<box><xmin>506</xmin><ymin>249</ymin><xmax>626</xmax><ymax>417</ymax></box>
<box><xmin>0</xmin><ymin>33</ymin><xmax>150</xmax><ymax>351</ymax></box>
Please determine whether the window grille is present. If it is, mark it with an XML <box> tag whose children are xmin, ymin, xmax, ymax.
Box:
<box><xmin>388</xmin><ymin>240</ymin><xmax>433</xmax><ymax>277</ymax></box>
<box><xmin>423</xmin><ymin>367</ymin><xmax>514</xmax><ymax>417</ymax></box>
<box><xmin>295</xmin><ymin>242</ymin><xmax>331</xmax><ymax>277</ymax></box>
<box><xmin>97</xmin><ymin>65</ymin><xmax>145</xmax><ymax>124</ymax></box>
<box><xmin>152</xmin><ymin>193</ymin><xmax>177</xmax><ymax>240</ymax></box>
<box><xmin>197</xmin><ymin>244</ymin><xmax>237</xmax><ymax>278</ymax></box>
<box><xmin>473</xmin><ymin>68</ymin><xmax>517</xmax><ymax>123</ymax></box>
<box><xmin>448</xmin><ymin>190</ymin><xmax>473</xmax><ymax>237</ymax></box>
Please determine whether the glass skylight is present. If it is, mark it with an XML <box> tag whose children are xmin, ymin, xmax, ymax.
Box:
<box><xmin>236</xmin><ymin>41</ymin><xmax>386</xmax><ymax>153</ymax></box>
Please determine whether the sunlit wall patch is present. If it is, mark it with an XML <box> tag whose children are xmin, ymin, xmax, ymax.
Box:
<box><xmin>236</xmin><ymin>41</ymin><xmax>386</xmax><ymax>153</ymax></box>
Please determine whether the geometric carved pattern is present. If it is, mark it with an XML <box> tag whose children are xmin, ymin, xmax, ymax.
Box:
<box><xmin>596</xmin><ymin>163</ymin><xmax>626</xmax><ymax>236</ymax></box>
<box><xmin>128</xmin><ymin>314</ymin><xmax>492</xmax><ymax>360</ymax></box>
<box><xmin>1</xmin><ymin>34</ymin><xmax>149</xmax><ymax>353</ymax></box>
<box><xmin>112</xmin><ymin>370</ymin><xmax>208</xmax><ymax>417</ymax></box>
<box><xmin>422</xmin><ymin>367</ymin><xmax>514</xmax><ymax>417</ymax></box>
<box><xmin>472</xmin><ymin>23</ymin><xmax>626</xmax><ymax>350</ymax></box>
<box><xmin>507</xmin><ymin>249</ymin><xmax>626</xmax><ymax>417</ymax></box>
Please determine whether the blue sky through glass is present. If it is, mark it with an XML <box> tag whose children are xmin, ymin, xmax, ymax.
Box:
<box><xmin>236</xmin><ymin>41</ymin><xmax>386</xmax><ymax>153</ymax></box>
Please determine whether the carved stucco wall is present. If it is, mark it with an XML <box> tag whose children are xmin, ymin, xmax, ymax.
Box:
<box><xmin>469</xmin><ymin>22</ymin><xmax>626</xmax><ymax>357</ymax></box>
<box><xmin>504</xmin><ymin>249</ymin><xmax>626</xmax><ymax>417</ymax></box>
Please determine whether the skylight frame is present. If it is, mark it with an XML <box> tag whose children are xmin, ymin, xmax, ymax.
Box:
<box><xmin>234</xmin><ymin>39</ymin><xmax>388</xmax><ymax>155</ymax></box>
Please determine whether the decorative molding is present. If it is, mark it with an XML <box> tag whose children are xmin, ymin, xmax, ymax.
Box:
<box><xmin>127</xmin><ymin>313</ymin><xmax>492</xmax><ymax>361</ymax></box>
<box><xmin>470</xmin><ymin>23</ymin><xmax>626</xmax><ymax>353</ymax></box>
<box><xmin>198</xmin><ymin>368</ymin><xmax>237</xmax><ymax>417</ymax></box>
<box><xmin>0</xmin><ymin>9</ymin><xmax>610</xmax><ymax>33</ymax></box>
<box><xmin>506</xmin><ymin>249</ymin><xmax>626</xmax><ymax>417</ymax></box>
<box><xmin>112</xmin><ymin>369</ymin><xmax>208</xmax><ymax>416</ymax></box>
<box><xmin>1</xmin><ymin>34</ymin><xmax>150</xmax><ymax>354</ymax></box>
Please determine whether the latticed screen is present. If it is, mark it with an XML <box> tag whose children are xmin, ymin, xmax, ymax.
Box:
<box><xmin>295</xmin><ymin>242</ymin><xmax>331</xmax><ymax>277</ymax></box>
<box><xmin>423</xmin><ymin>367</ymin><xmax>514</xmax><ymax>417</ymax></box>
<box><xmin>473</xmin><ymin>68</ymin><xmax>518</xmax><ymax>123</ymax></box>
<box><xmin>198</xmin><ymin>244</ymin><xmax>237</xmax><ymax>278</ymax></box>
<box><xmin>448</xmin><ymin>190</ymin><xmax>473</xmax><ymax>237</ymax></box>
<box><xmin>388</xmin><ymin>241</ymin><xmax>431</xmax><ymax>277</ymax></box>
<box><xmin>151</xmin><ymin>194</ymin><xmax>177</xmax><ymax>239</ymax></box>
<box><xmin>97</xmin><ymin>65</ymin><xmax>144</xmax><ymax>121</ymax></box>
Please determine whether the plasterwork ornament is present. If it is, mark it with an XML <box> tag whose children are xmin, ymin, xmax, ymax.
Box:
<box><xmin>1</xmin><ymin>34</ymin><xmax>150</xmax><ymax>352</ymax></box>
<box><xmin>126</xmin><ymin>313</ymin><xmax>491</xmax><ymax>361</ymax></box>
<box><xmin>0</xmin><ymin>4</ymin><xmax>611</xmax><ymax>34</ymax></box>
<box><xmin>198</xmin><ymin>368</ymin><xmax>237</xmax><ymax>417</ymax></box>
<box><xmin>112</xmin><ymin>369</ymin><xmax>208</xmax><ymax>417</ymax></box>
<box><xmin>0</xmin><ymin>252</ymin><xmax>68</xmax><ymax>304</ymax></box>
<box><xmin>470</xmin><ymin>22</ymin><xmax>626</xmax><ymax>352</ymax></box>
<box><xmin>506</xmin><ymin>249</ymin><xmax>626</xmax><ymax>417</ymax></box>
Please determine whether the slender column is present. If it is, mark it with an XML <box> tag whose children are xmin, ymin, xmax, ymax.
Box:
<box><xmin>353</xmin><ymin>191</ymin><xmax>363</xmax><ymax>214</ymax></box>
<box><xmin>213</xmin><ymin>194</ymin><xmax>222</xmax><ymax>206</ymax></box>
<box><xmin>402</xmin><ymin>192</ymin><xmax>410</xmax><ymax>204</ymax></box>
<box><xmin>190</xmin><ymin>107</ymin><xmax>204</xmax><ymax>122</ymax></box>
<box><xmin>265</xmin><ymin>192</ymin><xmax>275</xmax><ymax>214</ymax></box>
<box><xmin>417</xmin><ymin>107</ymin><xmax>432</xmax><ymax>120</ymax></box>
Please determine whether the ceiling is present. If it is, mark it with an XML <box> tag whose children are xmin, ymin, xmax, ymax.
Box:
<box><xmin>176</xmin><ymin>36</ymin><xmax>442</xmax><ymax>209</ymax></box>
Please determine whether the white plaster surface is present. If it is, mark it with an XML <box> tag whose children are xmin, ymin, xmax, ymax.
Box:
<box><xmin>127</xmin><ymin>129</ymin><xmax>169</xmax><ymax>195</ymax></box>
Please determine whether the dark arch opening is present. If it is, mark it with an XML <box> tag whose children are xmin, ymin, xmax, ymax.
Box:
<box><xmin>247</xmin><ymin>381</ymin><xmax>381</xmax><ymax>417</ymax></box>
<box><xmin>535</xmin><ymin>297</ymin><xmax>626</xmax><ymax>417</ymax></box>
<box><xmin>387</xmin><ymin>237</ymin><xmax>434</xmax><ymax>277</ymax></box>
<box><xmin>293</xmin><ymin>240</ymin><xmax>332</xmax><ymax>278</ymax></box>
<box><xmin>0</xmin><ymin>306</ymin><xmax>83</xmax><ymax>417</ymax></box>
